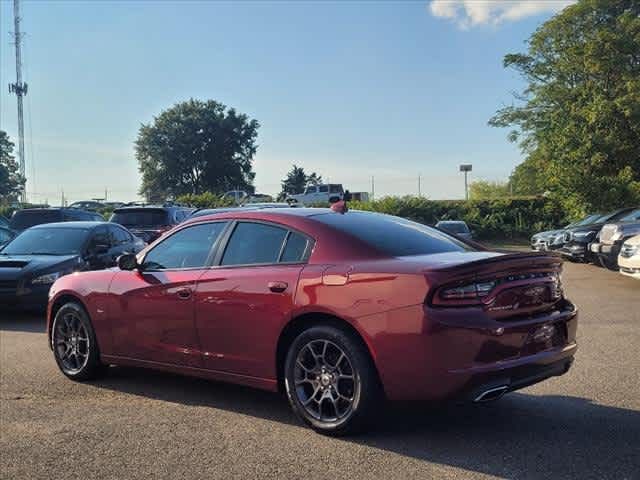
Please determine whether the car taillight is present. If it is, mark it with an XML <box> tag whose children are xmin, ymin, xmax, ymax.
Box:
<box><xmin>438</xmin><ymin>281</ymin><xmax>496</xmax><ymax>301</ymax></box>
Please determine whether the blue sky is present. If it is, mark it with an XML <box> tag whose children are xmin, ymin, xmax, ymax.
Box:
<box><xmin>0</xmin><ymin>0</ymin><xmax>573</xmax><ymax>203</ymax></box>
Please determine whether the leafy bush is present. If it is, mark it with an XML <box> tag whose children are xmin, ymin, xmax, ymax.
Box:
<box><xmin>349</xmin><ymin>196</ymin><xmax>572</xmax><ymax>240</ymax></box>
<box><xmin>175</xmin><ymin>192</ymin><xmax>235</xmax><ymax>209</ymax></box>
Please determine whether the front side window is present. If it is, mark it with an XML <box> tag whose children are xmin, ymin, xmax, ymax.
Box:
<box><xmin>221</xmin><ymin>222</ymin><xmax>288</xmax><ymax>266</ymax></box>
<box><xmin>304</xmin><ymin>186</ymin><xmax>316</xmax><ymax>195</ymax></box>
<box><xmin>89</xmin><ymin>227</ymin><xmax>111</xmax><ymax>248</ymax></box>
<box><xmin>142</xmin><ymin>222</ymin><xmax>227</xmax><ymax>270</ymax></box>
<box><xmin>110</xmin><ymin>225</ymin><xmax>132</xmax><ymax>244</ymax></box>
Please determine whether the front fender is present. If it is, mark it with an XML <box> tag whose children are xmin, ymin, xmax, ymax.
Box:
<box><xmin>47</xmin><ymin>270</ymin><xmax>117</xmax><ymax>353</ymax></box>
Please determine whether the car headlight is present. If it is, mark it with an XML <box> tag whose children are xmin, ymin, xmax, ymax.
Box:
<box><xmin>31</xmin><ymin>272</ymin><xmax>62</xmax><ymax>285</ymax></box>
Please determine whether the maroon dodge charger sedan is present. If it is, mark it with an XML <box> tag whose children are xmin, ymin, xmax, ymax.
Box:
<box><xmin>47</xmin><ymin>208</ymin><xmax>577</xmax><ymax>434</ymax></box>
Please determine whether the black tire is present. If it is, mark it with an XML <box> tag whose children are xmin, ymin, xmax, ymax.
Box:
<box><xmin>52</xmin><ymin>302</ymin><xmax>104</xmax><ymax>381</ymax></box>
<box><xmin>284</xmin><ymin>325</ymin><xmax>381</xmax><ymax>436</ymax></box>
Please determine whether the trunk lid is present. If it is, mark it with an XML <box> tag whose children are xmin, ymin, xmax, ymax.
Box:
<box><xmin>422</xmin><ymin>251</ymin><xmax>564</xmax><ymax>319</ymax></box>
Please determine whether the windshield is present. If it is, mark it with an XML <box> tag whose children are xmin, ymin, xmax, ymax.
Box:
<box><xmin>315</xmin><ymin>211</ymin><xmax>473</xmax><ymax>257</ymax></box>
<box><xmin>1</xmin><ymin>228</ymin><xmax>89</xmax><ymax>255</ymax></box>
<box><xmin>9</xmin><ymin>210</ymin><xmax>63</xmax><ymax>230</ymax></box>
<box><xmin>574</xmin><ymin>214</ymin><xmax>602</xmax><ymax>226</ymax></box>
<box><xmin>437</xmin><ymin>222</ymin><xmax>469</xmax><ymax>234</ymax></box>
<box><xmin>619</xmin><ymin>209</ymin><xmax>640</xmax><ymax>222</ymax></box>
<box><xmin>110</xmin><ymin>209</ymin><xmax>170</xmax><ymax>227</ymax></box>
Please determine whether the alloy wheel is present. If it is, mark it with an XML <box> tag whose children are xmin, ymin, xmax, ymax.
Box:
<box><xmin>293</xmin><ymin>339</ymin><xmax>359</xmax><ymax>423</ymax></box>
<box><xmin>54</xmin><ymin>311</ymin><xmax>90</xmax><ymax>374</ymax></box>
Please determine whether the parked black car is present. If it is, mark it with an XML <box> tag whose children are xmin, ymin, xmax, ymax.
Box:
<box><xmin>435</xmin><ymin>220</ymin><xmax>473</xmax><ymax>240</ymax></box>
<box><xmin>8</xmin><ymin>208</ymin><xmax>104</xmax><ymax>233</ymax></box>
<box><xmin>557</xmin><ymin>207</ymin><xmax>637</xmax><ymax>262</ymax></box>
<box><xmin>68</xmin><ymin>200</ymin><xmax>105</xmax><ymax>211</ymax></box>
<box><xmin>588</xmin><ymin>208</ymin><xmax>640</xmax><ymax>269</ymax></box>
<box><xmin>109</xmin><ymin>205</ymin><xmax>193</xmax><ymax>243</ymax></box>
<box><xmin>530</xmin><ymin>214</ymin><xmax>601</xmax><ymax>251</ymax></box>
<box><xmin>0</xmin><ymin>227</ymin><xmax>15</xmax><ymax>248</ymax></box>
<box><xmin>0</xmin><ymin>222</ymin><xmax>144</xmax><ymax>309</ymax></box>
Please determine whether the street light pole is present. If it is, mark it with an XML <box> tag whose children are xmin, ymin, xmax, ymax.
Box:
<box><xmin>459</xmin><ymin>164</ymin><xmax>472</xmax><ymax>201</ymax></box>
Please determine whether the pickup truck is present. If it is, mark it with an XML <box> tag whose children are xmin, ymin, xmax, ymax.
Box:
<box><xmin>286</xmin><ymin>184</ymin><xmax>344</xmax><ymax>205</ymax></box>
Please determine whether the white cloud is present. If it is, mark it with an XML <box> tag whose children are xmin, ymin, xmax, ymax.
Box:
<box><xmin>429</xmin><ymin>0</ymin><xmax>576</xmax><ymax>28</ymax></box>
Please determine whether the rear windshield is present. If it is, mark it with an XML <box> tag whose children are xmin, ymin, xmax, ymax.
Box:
<box><xmin>9</xmin><ymin>210</ymin><xmax>63</xmax><ymax>230</ymax></box>
<box><xmin>110</xmin><ymin>209</ymin><xmax>170</xmax><ymax>227</ymax></box>
<box><xmin>314</xmin><ymin>211</ymin><xmax>473</xmax><ymax>257</ymax></box>
<box><xmin>437</xmin><ymin>222</ymin><xmax>469</xmax><ymax>234</ymax></box>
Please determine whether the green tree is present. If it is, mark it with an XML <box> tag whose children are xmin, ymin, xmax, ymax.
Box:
<box><xmin>469</xmin><ymin>180</ymin><xmax>511</xmax><ymax>200</ymax></box>
<box><xmin>489</xmin><ymin>0</ymin><xmax>640</xmax><ymax>213</ymax></box>
<box><xmin>0</xmin><ymin>130</ymin><xmax>25</xmax><ymax>203</ymax></box>
<box><xmin>279</xmin><ymin>164</ymin><xmax>323</xmax><ymax>199</ymax></box>
<box><xmin>136</xmin><ymin>99</ymin><xmax>259</xmax><ymax>202</ymax></box>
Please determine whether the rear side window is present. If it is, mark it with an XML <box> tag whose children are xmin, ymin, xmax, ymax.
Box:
<box><xmin>143</xmin><ymin>222</ymin><xmax>227</xmax><ymax>270</ymax></box>
<box><xmin>221</xmin><ymin>222</ymin><xmax>287</xmax><ymax>266</ymax></box>
<box><xmin>9</xmin><ymin>210</ymin><xmax>63</xmax><ymax>230</ymax></box>
<box><xmin>329</xmin><ymin>185</ymin><xmax>343</xmax><ymax>193</ymax></box>
<box><xmin>314</xmin><ymin>212</ymin><xmax>473</xmax><ymax>257</ymax></box>
<box><xmin>319</xmin><ymin>185</ymin><xmax>329</xmax><ymax>193</ymax></box>
<box><xmin>281</xmin><ymin>232</ymin><xmax>310</xmax><ymax>262</ymax></box>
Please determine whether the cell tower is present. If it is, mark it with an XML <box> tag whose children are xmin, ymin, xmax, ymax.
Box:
<box><xmin>8</xmin><ymin>0</ymin><xmax>28</xmax><ymax>203</ymax></box>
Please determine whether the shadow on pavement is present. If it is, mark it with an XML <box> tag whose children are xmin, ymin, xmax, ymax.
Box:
<box><xmin>0</xmin><ymin>311</ymin><xmax>46</xmax><ymax>333</ymax></box>
<box><xmin>93</xmin><ymin>366</ymin><xmax>639</xmax><ymax>479</ymax></box>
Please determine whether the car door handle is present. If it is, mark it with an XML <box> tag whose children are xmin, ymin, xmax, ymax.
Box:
<box><xmin>177</xmin><ymin>288</ymin><xmax>192</xmax><ymax>300</ymax></box>
<box><xmin>268</xmin><ymin>281</ymin><xmax>288</xmax><ymax>293</ymax></box>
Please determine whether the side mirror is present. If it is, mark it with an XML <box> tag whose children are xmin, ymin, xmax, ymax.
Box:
<box><xmin>117</xmin><ymin>253</ymin><xmax>139</xmax><ymax>271</ymax></box>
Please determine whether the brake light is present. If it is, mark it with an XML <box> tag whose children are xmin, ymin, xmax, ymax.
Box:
<box><xmin>439</xmin><ymin>281</ymin><xmax>496</xmax><ymax>301</ymax></box>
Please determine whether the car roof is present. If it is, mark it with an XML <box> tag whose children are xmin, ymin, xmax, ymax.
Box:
<box><xmin>16</xmin><ymin>207</ymin><xmax>87</xmax><ymax>212</ymax></box>
<box><xmin>437</xmin><ymin>220</ymin><xmax>466</xmax><ymax>224</ymax></box>
<box><xmin>30</xmin><ymin>221</ymin><xmax>107</xmax><ymax>229</ymax></box>
<box><xmin>187</xmin><ymin>207</ymin><xmax>331</xmax><ymax>223</ymax></box>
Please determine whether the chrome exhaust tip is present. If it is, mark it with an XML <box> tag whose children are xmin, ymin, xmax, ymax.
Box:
<box><xmin>473</xmin><ymin>385</ymin><xmax>509</xmax><ymax>403</ymax></box>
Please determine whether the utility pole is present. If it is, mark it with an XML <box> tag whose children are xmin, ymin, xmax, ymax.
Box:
<box><xmin>459</xmin><ymin>164</ymin><xmax>472</xmax><ymax>201</ymax></box>
<box><xmin>418</xmin><ymin>174</ymin><xmax>421</xmax><ymax>197</ymax></box>
<box><xmin>371</xmin><ymin>176</ymin><xmax>375</xmax><ymax>200</ymax></box>
<box><xmin>8</xmin><ymin>0</ymin><xmax>28</xmax><ymax>203</ymax></box>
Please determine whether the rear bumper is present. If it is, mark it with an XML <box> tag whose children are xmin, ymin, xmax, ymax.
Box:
<box><xmin>357</xmin><ymin>300</ymin><xmax>578</xmax><ymax>402</ymax></box>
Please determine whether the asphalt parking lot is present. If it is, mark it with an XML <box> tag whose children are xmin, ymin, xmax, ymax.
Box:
<box><xmin>1</xmin><ymin>261</ymin><xmax>639</xmax><ymax>480</ymax></box>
